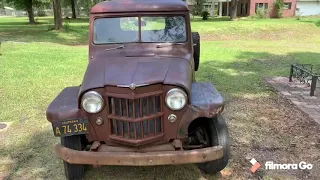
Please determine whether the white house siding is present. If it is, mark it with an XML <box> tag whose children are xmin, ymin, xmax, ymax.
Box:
<box><xmin>296</xmin><ymin>2</ymin><xmax>320</xmax><ymax>16</ymax></box>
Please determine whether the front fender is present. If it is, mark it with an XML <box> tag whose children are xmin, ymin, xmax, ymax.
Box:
<box><xmin>177</xmin><ymin>82</ymin><xmax>224</xmax><ymax>138</ymax></box>
<box><xmin>46</xmin><ymin>87</ymin><xmax>97</xmax><ymax>141</ymax></box>
<box><xmin>46</xmin><ymin>86</ymin><xmax>85</xmax><ymax>122</ymax></box>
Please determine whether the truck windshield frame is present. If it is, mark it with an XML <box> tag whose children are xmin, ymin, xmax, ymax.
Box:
<box><xmin>93</xmin><ymin>15</ymin><xmax>187</xmax><ymax>45</ymax></box>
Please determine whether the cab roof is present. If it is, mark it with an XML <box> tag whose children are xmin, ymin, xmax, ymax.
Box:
<box><xmin>90</xmin><ymin>0</ymin><xmax>189</xmax><ymax>14</ymax></box>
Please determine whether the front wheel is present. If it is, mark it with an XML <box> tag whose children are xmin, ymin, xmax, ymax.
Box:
<box><xmin>61</xmin><ymin>135</ymin><xmax>85</xmax><ymax>180</ymax></box>
<box><xmin>189</xmin><ymin>116</ymin><xmax>230</xmax><ymax>174</ymax></box>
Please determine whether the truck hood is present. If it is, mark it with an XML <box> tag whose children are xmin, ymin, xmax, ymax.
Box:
<box><xmin>79</xmin><ymin>57</ymin><xmax>192</xmax><ymax>96</ymax></box>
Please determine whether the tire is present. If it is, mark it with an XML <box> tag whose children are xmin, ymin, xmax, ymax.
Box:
<box><xmin>198</xmin><ymin>115</ymin><xmax>230</xmax><ymax>174</ymax></box>
<box><xmin>192</xmin><ymin>32</ymin><xmax>200</xmax><ymax>71</ymax></box>
<box><xmin>61</xmin><ymin>135</ymin><xmax>85</xmax><ymax>180</ymax></box>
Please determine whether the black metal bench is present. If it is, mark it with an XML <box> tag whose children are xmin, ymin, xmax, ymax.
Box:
<box><xmin>289</xmin><ymin>64</ymin><xmax>320</xmax><ymax>96</ymax></box>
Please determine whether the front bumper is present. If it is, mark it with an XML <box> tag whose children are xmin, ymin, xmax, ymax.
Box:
<box><xmin>55</xmin><ymin>144</ymin><xmax>223</xmax><ymax>166</ymax></box>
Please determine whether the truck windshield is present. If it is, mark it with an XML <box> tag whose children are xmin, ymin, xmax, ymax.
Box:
<box><xmin>93</xmin><ymin>16</ymin><xmax>187</xmax><ymax>44</ymax></box>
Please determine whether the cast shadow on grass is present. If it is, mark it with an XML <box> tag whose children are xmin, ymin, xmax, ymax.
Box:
<box><xmin>0</xmin><ymin>128</ymin><xmax>221</xmax><ymax>180</ymax></box>
<box><xmin>0</xmin><ymin>18</ymin><xmax>89</xmax><ymax>45</ymax></box>
<box><xmin>39</xmin><ymin>17</ymin><xmax>90</xmax><ymax>24</ymax></box>
<box><xmin>196</xmin><ymin>51</ymin><xmax>320</xmax><ymax>97</ymax></box>
<box><xmin>191</xmin><ymin>16</ymin><xmax>231</xmax><ymax>22</ymax></box>
<box><xmin>0</xmin><ymin>21</ymin><xmax>49</xmax><ymax>26</ymax></box>
<box><xmin>0</xmin><ymin>16</ymin><xmax>232</xmax><ymax>45</ymax></box>
<box><xmin>1</xmin><ymin>51</ymin><xmax>320</xmax><ymax>179</ymax></box>
<box><xmin>84</xmin><ymin>163</ymin><xmax>221</xmax><ymax>180</ymax></box>
<box><xmin>0</xmin><ymin>24</ymin><xmax>90</xmax><ymax>45</ymax></box>
<box><xmin>0</xmin><ymin>129</ymin><xmax>59</xmax><ymax>179</ymax></box>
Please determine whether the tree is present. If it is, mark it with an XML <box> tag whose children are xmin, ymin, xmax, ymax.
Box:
<box><xmin>230</xmin><ymin>0</ymin><xmax>239</xmax><ymax>20</ymax></box>
<box><xmin>6</xmin><ymin>0</ymin><xmax>50</xmax><ymax>23</ymax></box>
<box><xmin>193</xmin><ymin>0</ymin><xmax>205</xmax><ymax>16</ymax></box>
<box><xmin>274</xmin><ymin>0</ymin><xmax>284</xmax><ymax>18</ymax></box>
<box><xmin>6</xmin><ymin>0</ymin><xmax>39</xmax><ymax>24</ymax></box>
<box><xmin>70</xmin><ymin>0</ymin><xmax>76</xmax><ymax>18</ymax></box>
<box><xmin>25</xmin><ymin>0</ymin><xmax>35</xmax><ymax>23</ymax></box>
<box><xmin>53</xmin><ymin>0</ymin><xmax>62</xmax><ymax>30</ymax></box>
<box><xmin>1</xmin><ymin>0</ymin><xmax>5</xmax><ymax>8</ymax></box>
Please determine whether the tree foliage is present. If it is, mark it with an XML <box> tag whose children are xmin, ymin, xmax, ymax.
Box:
<box><xmin>1</xmin><ymin>0</ymin><xmax>5</xmax><ymax>8</ymax></box>
<box><xmin>192</xmin><ymin>0</ymin><xmax>205</xmax><ymax>16</ymax></box>
<box><xmin>274</xmin><ymin>0</ymin><xmax>284</xmax><ymax>18</ymax></box>
<box><xmin>60</xmin><ymin>0</ymin><xmax>75</xmax><ymax>18</ymax></box>
<box><xmin>5</xmin><ymin>0</ymin><xmax>49</xmax><ymax>10</ymax></box>
<box><xmin>59</xmin><ymin>0</ymin><xmax>106</xmax><ymax>17</ymax></box>
<box><xmin>5</xmin><ymin>0</ymin><xmax>50</xmax><ymax>23</ymax></box>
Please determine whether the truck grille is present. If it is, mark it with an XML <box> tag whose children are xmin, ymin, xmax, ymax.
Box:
<box><xmin>108</xmin><ymin>95</ymin><xmax>163</xmax><ymax>140</ymax></box>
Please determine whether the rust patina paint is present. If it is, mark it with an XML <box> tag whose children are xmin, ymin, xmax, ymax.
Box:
<box><xmin>46</xmin><ymin>0</ymin><xmax>225</xmax><ymax>166</ymax></box>
<box><xmin>90</xmin><ymin>0</ymin><xmax>189</xmax><ymax>14</ymax></box>
<box><xmin>80</xmin><ymin>0</ymin><xmax>195</xmax><ymax>144</ymax></box>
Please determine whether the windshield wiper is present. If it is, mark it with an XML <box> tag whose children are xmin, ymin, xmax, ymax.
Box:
<box><xmin>104</xmin><ymin>44</ymin><xmax>125</xmax><ymax>51</ymax></box>
<box><xmin>155</xmin><ymin>43</ymin><xmax>185</xmax><ymax>48</ymax></box>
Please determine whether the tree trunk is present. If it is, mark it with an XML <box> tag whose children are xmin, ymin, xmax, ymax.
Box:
<box><xmin>71</xmin><ymin>0</ymin><xmax>76</xmax><ymax>19</ymax></box>
<box><xmin>26</xmin><ymin>0</ymin><xmax>36</xmax><ymax>24</ymax></box>
<box><xmin>53</xmin><ymin>0</ymin><xmax>63</xmax><ymax>30</ymax></box>
<box><xmin>212</xmin><ymin>0</ymin><xmax>215</xmax><ymax>17</ymax></box>
<box><xmin>230</xmin><ymin>0</ymin><xmax>238</xmax><ymax>20</ymax></box>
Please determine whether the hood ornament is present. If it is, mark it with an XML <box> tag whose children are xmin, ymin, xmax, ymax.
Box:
<box><xmin>129</xmin><ymin>83</ymin><xmax>136</xmax><ymax>90</ymax></box>
<box><xmin>117</xmin><ymin>83</ymin><xmax>149</xmax><ymax>90</ymax></box>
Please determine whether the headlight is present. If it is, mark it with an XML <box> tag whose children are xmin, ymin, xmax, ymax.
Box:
<box><xmin>165</xmin><ymin>88</ymin><xmax>187</xmax><ymax>110</ymax></box>
<box><xmin>81</xmin><ymin>91</ymin><xmax>104</xmax><ymax>113</ymax></box>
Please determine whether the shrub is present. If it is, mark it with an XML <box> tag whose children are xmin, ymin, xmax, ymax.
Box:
<box><xmin>295</xmin><ymin>10</ymin><xmax>302</xmax><ymax>20</ymax></box>
<box><xmin>248</xmin><ymin>9</ymin><xmax>268</xmax><ymax>19</ymax></box>
<box><xmin>191</xmin><ymin>8</ymin><xmax>197</xmax><ymax>18</ymax></box>
<box><xmin>274</xmin><ymin>0</ymin><xmax>284</xmax><ymax>18</ymax></box>
<box><xmin>315</xmin><ymin>20</ymin><xmax>320</xmax><ymax>27</ymax></box>
<box><xmin>202</xmin><ymin>11</ymin><xmax>210</xmax><ymax>20</ymax></box>
<box><xmin>63</xmin><ymin>20</ymin><xmax>70</xmax><ymax>31</ymax></box>
<box><xmin>247</xmin><ymin>15</ymin><xmax>257</xmax><ymax>20</ymax></box>
<box><xmin>255</xmin><ymin>8</ymin><xmax>268</xmax><ymax>19</ymax></box>
<box><xmin>37</xmin><ymin>10</ymin><xmax>46</xmax><ymax>17</ymax></box>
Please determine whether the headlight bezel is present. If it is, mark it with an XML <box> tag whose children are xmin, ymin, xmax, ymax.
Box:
<box><xmin>165</xmin><ymin>88</ymin><xmax>188</xmax><ymax>111</ymax></box>
<box><xmin>81</xmin><ymin>91</ymin><xmax>105</xmax><ymax>114</ymax></box>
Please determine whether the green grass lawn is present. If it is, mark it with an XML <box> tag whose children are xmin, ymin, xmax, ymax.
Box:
<box><xmin>1</xmin><ymin>16</ymin><xmax>320</xmax><ymax>179</ymax></box>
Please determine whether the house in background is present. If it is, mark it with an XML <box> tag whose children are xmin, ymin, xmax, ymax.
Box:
<box><xmin>296</xmin><ymin>0</ymin><xmax>320</xmax><ymax>16</ymax></box>
<box><xmin>202</xmin><ymin>0</ymin><xmax>232</xmax><ymax>16</ymax></box>
<box><xmin>187</xmin><ymin>0</ymin><xmax>231</xmax><ymax>16</ymax></box>
<box><xmin>0</xmin><ymin>6</ymin><xmax>16</xmax><ymax>16</ymax></box>
<box><xmin>187</xmin><ymin>0</ymin><xmax>298</xmax><ymax>17</ymax></box>
<box><xmin>248</xmin><ymin>0</ymin><xmax>297</xmax><ymax>17</ymax></box>
<box><xmin>0</xmin><ymin>6</ymin><xmax>26</xmax><ymax>16</ymax></box>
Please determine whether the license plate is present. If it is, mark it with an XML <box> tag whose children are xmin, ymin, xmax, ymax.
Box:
<box><xmin>52</xmin><ymin>119</ymin><xmax>88</xmax><ymax>137</ymax></box>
